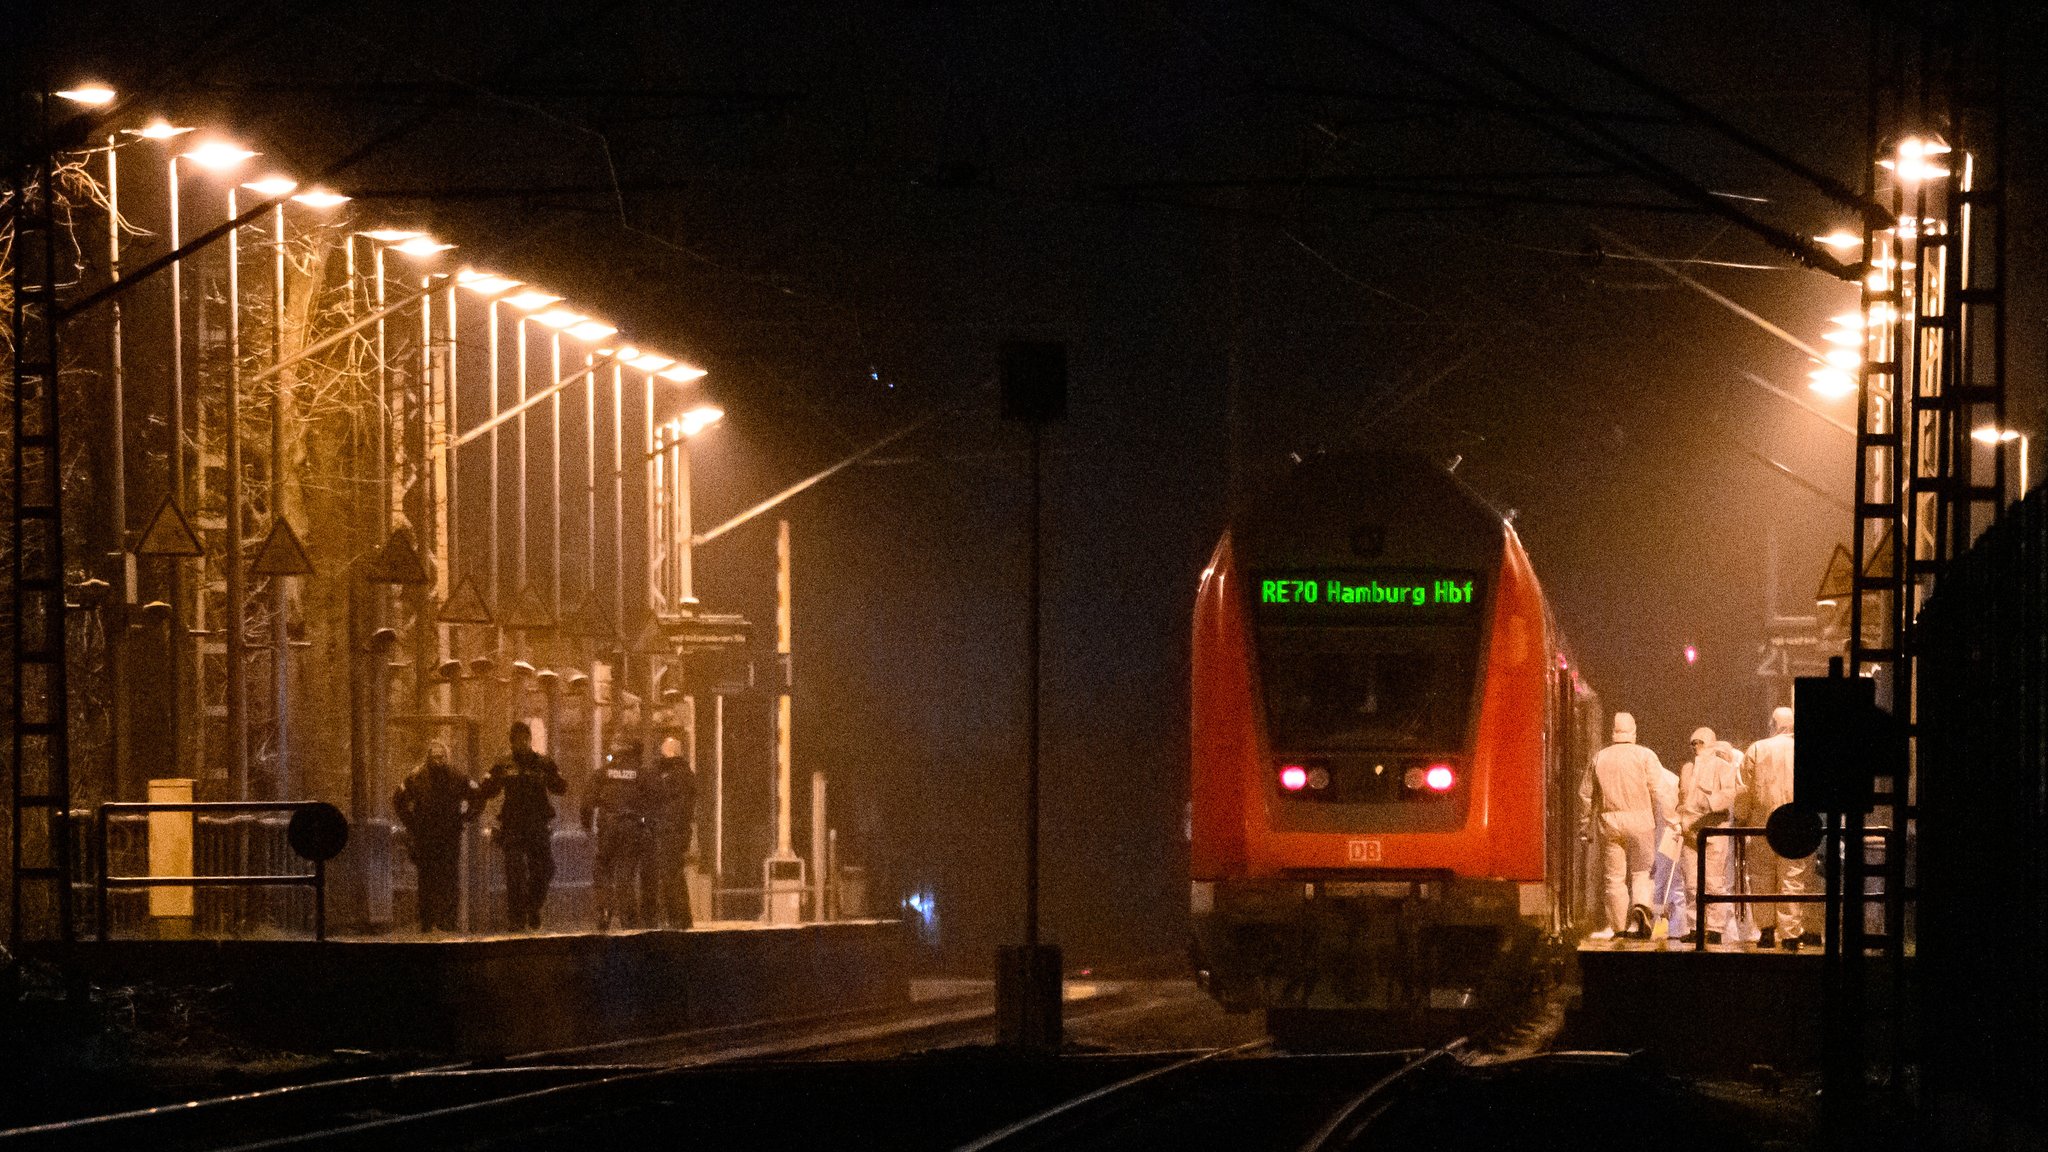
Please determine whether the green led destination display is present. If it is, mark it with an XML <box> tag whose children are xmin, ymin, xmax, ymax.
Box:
<box><xmin>1253</xmin><ymin>569</ymin><xmax>1483</xmax><ymax>620</ymax></box>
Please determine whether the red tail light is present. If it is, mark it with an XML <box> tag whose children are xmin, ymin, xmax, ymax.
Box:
<box><xmin>1424</xmin><ymin>764</ymin><xmax>1456</xmax><ymax>792</ymax></box>
<box><xmin>1278</xmin><ymin>765</ymin><xmax>1308</xmax><ymax>792</ymax></box>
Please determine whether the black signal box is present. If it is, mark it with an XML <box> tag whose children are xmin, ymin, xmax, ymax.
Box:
<box><xmin>1794</xmin><ymin>674</ymin><xmax>1904</xmax><ymax>813</ymax></box>
<box><xmin>1001</xmin><ymin>340</ymin><xmax>1067</xmax><ymax>424</ymax></box>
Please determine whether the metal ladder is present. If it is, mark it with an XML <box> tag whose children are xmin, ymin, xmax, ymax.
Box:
<box><xmin>7</xmin><ymin>103</ymin><xmax>76</xmax><ymax>949</ymax></box>
<box><xmin>1840</xmin><ymin>2</ymin><xmax>2007</xmax><ymax>1122</ymax></box>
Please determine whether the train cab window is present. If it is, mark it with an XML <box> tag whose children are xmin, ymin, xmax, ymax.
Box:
<box><xmin>1255</xmin><ymin>625</ymin><xmax>1480</xmax><ymax>751</ymax></box>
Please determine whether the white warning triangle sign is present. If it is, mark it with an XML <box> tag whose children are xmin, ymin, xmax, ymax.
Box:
<box><xmin>250</xmin><ymin>518</ymin><xmax>315</xmax><ymax>577</ymax></box>
<box><xmin>136</xmin><ymin>496</ymin><xmax>204</xmax><ymax>557</ymax></box>
<box><xmin>438</xmin><ymin>575</ymin><xmax>495</xmax><ymax>624</ymax></box>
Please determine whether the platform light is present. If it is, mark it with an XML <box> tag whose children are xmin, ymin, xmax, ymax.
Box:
<box><xmin>1973</xmin><ymin>426</ymin><xmax>2020</xmax><ymax>445</ymax></box>
<box><xmin>1278</xmin><ymin>765</ymin><xmax>1308</xmax><ymax>792</ymax></box>
<box><xmin>568</xmin><ymin>318</ymin><xmax>617</xmax><ymax>342</ymax></box>
<box><xmin>1823</xmin><ymin>328</ymin><xmax>1862</xmax><ymax>346</ymax></box>
<box><xmin>392</xmin><ymin>235</ymin><xmax>453</xmax><ymax>257</ymax></box>
<box><xmin>457</xmin><ymin>269</ymin><xmax>522</xmax><ymax>297</ymax></box>
<box><xmin>658</xmin><ymin>363</ymin><xmax>708</xmax><ymax>383</ymax></box>
<box><xmin>503</xmin><ymin>289</ymin><xmax>562</xmax><ymax>312</ymax></box>
<box><xmin>1825</xmin><ymin>348</ymin><xmax>1862</xmax><ymax>370</ymax></box>
<box><xmin>626</xmin><ymin>352</ymin><xmax>676</xmax><ymax>372</ymax></box>
<box><xmin>1881</xmin><ymin>136</ymin><xmax>1952</xmax><ymax>183</ymax></box>
<box><xmin>55</xmin><ymin>86</ymin><xmax>117</xmax><ymax>106</ymax></box>
<box><xmin>360</xmin><ymin>228</ymin><xmax>423</xmax><ymax>242</ymax></box>
<box><xmin>291</xmin><ymin>188</ymin><xmax>351</xmax><ymax>209</ymax></box>
<box><xmin>125</xmin><ymin>121</ymin><xmax>194</xmax><ymax>140</ymax></box>
<box><xmin>677</xmin><ymin>404</ymin><xmax>724</xmax><ymax>437</ymax></box>
<box><xmin>242</xmin><ymin>176</ymin><xmax>298</xmax><ymax>198</ymax></box>
<box><xmin>1814</xmin><ymin>230</ymin><xmax>1862</xmax><ymax>250</ymax></box>
<box><xmin>531</xmin><ymin>308</ymin><xmax>583</xmax><ymax>330</ymax></box>
<box><xmin>182</xmin><ymin>141</ymin><xmax>257</xmax><ymax>170</ymax></box>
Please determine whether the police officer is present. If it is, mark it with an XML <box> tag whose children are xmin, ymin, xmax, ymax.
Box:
<box><xmin>585</xmin><ymin>740</ymin><xmax>660</xmax><ymax>930</ymax></box>
<box><xmin>392</xmin><ymin>740</ymin><xmax>478</xmax><ymax>932</ymax></box>
<box><xmin>479</xmin><ymin>720</ymin><xmax>567</xmax><ymax>931</ymax></box>
<box><xmin>655</xmin><ymin>735</ymin><xmax>698</xmax><ymax>929</ymax></box>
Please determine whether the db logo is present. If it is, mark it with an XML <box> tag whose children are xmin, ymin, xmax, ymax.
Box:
<box><xmin>1347</xmin><ymin>839</ymin><xmax>1382</xmax><ymax>864</ymax></box>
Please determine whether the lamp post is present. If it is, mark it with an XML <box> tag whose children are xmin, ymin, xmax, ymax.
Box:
<box><xmin>127</xmin><ymin>122</ymin><xmax>202</xmax><ymax>781</ymax></box>
<box><xmin>240</xmin><ymin>177</ymin><xmax>348</xmax><ymax>798</ymax></box>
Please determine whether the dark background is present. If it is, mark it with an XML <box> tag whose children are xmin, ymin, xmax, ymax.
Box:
<box><xmin>31</xmin><ymin>0</ymin><xmax>2048</xmax><ymax>967</ymax></box>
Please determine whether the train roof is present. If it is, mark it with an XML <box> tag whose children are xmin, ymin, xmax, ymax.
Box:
<box><xmin>1232</xmin><ymin>451</ymin><xmax>1510</xmax><ymax>572</ymax></box>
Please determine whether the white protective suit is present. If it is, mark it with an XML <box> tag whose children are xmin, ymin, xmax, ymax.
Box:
<box><xmin>1579</xmin><ymin>712</ymin><xmax>1663</xmax><ymax>936</ymax></box>
<box><xmin>1648</xmin><ymin>756</ymin><xmax>1684</xmax><ymax>932</ymax></box>
<box><xmin>1678</xmin><ymin>728</ymin><xmax>1745</xmax><ymax>937</ymax></box>
<box><xmin>1741</xmin><ymin>707</ymin><xmax>1806</xmax><ymax>940</ymax></box>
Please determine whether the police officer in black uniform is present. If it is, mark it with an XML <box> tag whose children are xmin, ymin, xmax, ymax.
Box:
<box><xmin>479</xmin><ymin>720</ymin><xmax>567</xmax><ymax>930</ymax></box>
<box><xmin>585</xmin><ymin>740</ymin><xmax>661</xmax><ymax>930</ymax></box>
<box><xmin>655</xmin><ymin>735</ymin><xmax>698</xmax><ymax>929</ymax></box>
<box><xmin>392</xmin><ymin>740</ymin><xmax>478</xmax><ymax>932</ymax></box>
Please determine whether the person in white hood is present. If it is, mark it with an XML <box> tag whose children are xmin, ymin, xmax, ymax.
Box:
<box><xmin>1675</xmin><ymin>728</ymin><xmax>1745</xmax><ymax>944</ymax></box>
<box><xmin>1741</xmin><ymin>707</ymin><xmax>1807</xmax><ymax>950</ymax></box>
<box><xmin>1579</xmin><ymin>712</ymin><xmax>1664</xmax><ymax>939</ymax></box>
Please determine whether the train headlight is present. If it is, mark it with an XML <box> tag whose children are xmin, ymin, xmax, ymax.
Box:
<box><xmin>1306</xmin><ymin>767</ymin><xmax>1330</xmax><ymax>790</ymax></box>
<box><xmin>1278</xmin><ymin>764</ymin><xmax>1309</xmax><ymax>791</ymax></box>
<box><xmin>1424</xmin><ymin>764</ymin><xmax>1456</xmax><ymax>792</ymax></box>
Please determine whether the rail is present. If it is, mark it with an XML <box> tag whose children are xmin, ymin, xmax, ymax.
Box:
<box><xmin>1692</xmin><ymin>825</ymin><xmax>1891</xmax><ymax>952</ymax></box>
<box><xmin>94</xmin><ymin>801</ymin><xmax>331</xmax><ymax>942</ymax></box>
<box><xmin>950</xmin><ymin>1039</ymin><xmax>1270</xmax><ymax>1152</ymax></box>
<box><xmin>1297</xmin><ymin>1038</ymin><xmax>1465</xmax><ymax>1151</ymax></box>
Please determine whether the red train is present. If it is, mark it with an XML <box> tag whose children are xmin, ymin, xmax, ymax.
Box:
<box><xmin>1189</xmin><ymin>453</ymin><xmax>1602</xmax><ymax>1034</ymax></box>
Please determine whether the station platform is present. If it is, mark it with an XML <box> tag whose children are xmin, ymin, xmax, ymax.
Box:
<box><xmin>48</xmin><ymin>919</ymin><xmax>911</xmax><ymax>1057</ymax></box>
<box><xmin>1562</xmin><ymin>937</ymin><xmax>1904</xmax><ymax>1073</ymax></box>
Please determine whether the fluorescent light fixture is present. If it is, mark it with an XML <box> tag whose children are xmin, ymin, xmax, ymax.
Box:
<box><xmin>1974</xmin><ymin>426</ymin><xmax>2020</xmax><ymax>445</ymax></box>
<box><xmin>1822</xmin><ymin>328</ymin><xmax>1862</xmax><ymax>346</ymax></box>
<box><xmin>242</xmin><ymin>177</ymin><xmax>298</xmax><ymax>197</ymax></box>
<box><xmin>503</xmin><ymin>290</ymin><xmax>562</xmax><ymax>312</ymax></box>
<box><xmin>1824</xmin><ymin>348</ymin><xmax>1862</xmax><ymax>369</ymax></box>
<box><xmin>627</xmin><ymin>352</ymin><xmax>675</xmax><ymax>372</ymax></box>
<box><xmin>291</xmin><ymin>188</ymin><xmax>350</xmax><ymax>209</ymax></box>
<box><xmin>181</xmin><ymin>141</ymin><xmax>257</xmax><ymax>170</ymax></box>
<box><xmin>360</xmin><ymin>229</ymin><xmax>423</xmax><ymax>242</ymax></box>
<box><xmin>658</xmin><ymin>363</ymin><xmax>708</xmax><ymax>383</ymax></box>
<box><xmin>125</xmin><ymin>121</ymin><xmax>194</xmax><ymax>140</ymax></box>
<box><xmin>392</xmin><ymin>236</ymin><xmax>453</xmax><ymax>257</ymax></box>
<box><xmin>55</xmin><ymin>86</ymin><xmax>117</xmax><ymax>106</ymax></box>
<box><xmin>531</xmin><ymin>308</ymin><xmax>583</xmax><ymax>330</ymax></box>
<box><xmin>568</xmin><ymin>319</ymin><xmax>617</xmax><ymax>342</ymax></box>
<box><xmin>457</xmin><ymin>269</ymin><xmax>522</xmax><ymax>297</ymax></box>
<box><xmin>677</xmin><ymin>405</ymin><xmax>724</xmax><ymax>437</ymax></box>
<box><xmin>1814</xmin><ymin>230</ymin><xmax>1862</xmax><ymax>250</ymax></box>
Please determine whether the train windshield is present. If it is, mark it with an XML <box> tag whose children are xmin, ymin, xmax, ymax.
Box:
<box><xmin>1255</xmin><ymin>625</ymin><xmax>1480</xmax><ymax>750</ymax></box>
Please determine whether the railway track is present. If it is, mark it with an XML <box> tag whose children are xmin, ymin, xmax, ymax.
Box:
<box><xmin>949</xmin><ymin>1039</ymin><xmax>1462</xmax><ymax>1152</ymax></box>
<box><xmin>0</xmin><ymin>983</ymin><xmax>1156</xmax><ymax>1151</ymax></box>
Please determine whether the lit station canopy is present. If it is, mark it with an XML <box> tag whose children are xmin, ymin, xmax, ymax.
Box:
<box><xmin>70</xmin><ymin>82</ymin><xmax>710</xmax><ymax>393</ymax></box>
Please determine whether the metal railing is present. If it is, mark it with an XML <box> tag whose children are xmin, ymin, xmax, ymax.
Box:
<box><xmin>1692</xmin><ymin>825</ymin><xmax>1890</xmax><ymax>952</ymax></box>
<box><xmin>94</xmin><ymin>801</ymin><xmax>331</xmax><ymax>941</ymax></box>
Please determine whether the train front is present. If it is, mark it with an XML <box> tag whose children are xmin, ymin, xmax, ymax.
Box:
<box><xmin>1190</xmin><ymin>454</ymin><xmax>1561</xmax><ymax>1031</ymax></box>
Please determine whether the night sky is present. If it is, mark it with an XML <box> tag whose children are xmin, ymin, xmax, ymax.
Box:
<box><xmin>33</xmin><ymin>0</ymin><xmax>2048</xmax><ymax>964</ymax></box>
